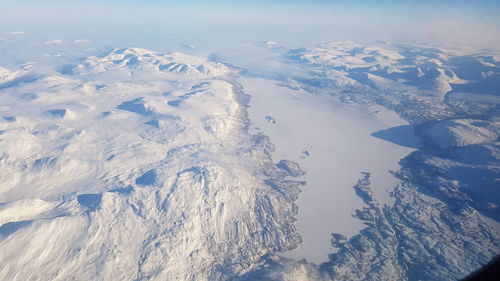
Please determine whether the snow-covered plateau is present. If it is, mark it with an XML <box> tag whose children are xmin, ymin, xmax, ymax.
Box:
<box><xmin>0</xmin><ymin>42</ymin><xmax>499</xmax><ymax>281</ymax></box>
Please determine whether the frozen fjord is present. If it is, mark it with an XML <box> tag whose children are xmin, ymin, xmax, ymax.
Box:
<box><xmin>240</xmin><ymin>77</ymin><xmax>420</xmax><ymax>263</ymax></box>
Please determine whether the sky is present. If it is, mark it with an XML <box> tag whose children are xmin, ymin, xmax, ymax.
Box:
<box><xmin>1</xmin><ymin>0</ymin><xmax>500</xmax><ymax>68</ymax></box>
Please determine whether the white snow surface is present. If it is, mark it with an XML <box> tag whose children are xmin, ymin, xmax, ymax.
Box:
<box><xmin>73</xmin><ymin>47</ymin><xmax>231</xmax><ymax>78</ymax></box>
<box><xmin>0</xmin><ymin>66</ymin><xmax>23</xmax><ymax>84</ymax></box>
<box><xmin>0</xmin><ymin>49</ymin><xmax>299</xmax><ymax>281</ymax></box>
<box><xmin>421</xmin><ymin>119</ymin><xmax>499</xmax><ymax>149</ymax></box>
<box><xmin>299</xmin><ymin>41</ymin><xmax>405</xmax><ymax>69</ymax></box>
<box><xmin>293</xmin><ymin>41</ymin><xmax>464</xmax><ymax>101</ymax></box>
<box><xmin>241</xmin><ymin>77</ymin><xmax>419</xmax><ymax>264</ymax></box>
<box><xmin>1</xmin><ymin>41</ymin><xmax>499</xmax><ymax>281</ymax></box>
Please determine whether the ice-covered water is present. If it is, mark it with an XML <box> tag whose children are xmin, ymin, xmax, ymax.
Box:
<box><xmin>241</xmin><ymin>77</ymin><xmax>421</xmax><ymax>263</ymax></box>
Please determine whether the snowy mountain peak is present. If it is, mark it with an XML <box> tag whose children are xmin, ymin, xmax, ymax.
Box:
<box><xmin>72</xmin><ymin>48</ymin><xmax>231</xmax><ymax>78</ymax></box>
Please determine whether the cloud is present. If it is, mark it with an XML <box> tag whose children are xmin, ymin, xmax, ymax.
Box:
<box><xmin>45</xmin><ymin>39</ymin><xmax>63</xmax><ymax>45</ymax></box>
<box><xmin>10</xmin><ymin>31</ymin><xmax>24</xmax><ymax>35</ymax></box>
<box><xmin>73</xmin><ymin>39</ymin><xmax>90</xmax><ymax>44</ymax></box>
<box><xmin>264</xmin><ymin>41</ymin><xmax>278</xmax><ymax>47</ymax></box>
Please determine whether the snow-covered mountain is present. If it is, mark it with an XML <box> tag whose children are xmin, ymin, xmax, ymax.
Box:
<box><xmin>0</xmin><ymin>42</ymin><xmax>499</xmax><ymax>281</ymax></box>
<box><xmin>242</xmin><ymin>41</ymin><xmax>500</xmax><ymax>280</ymax></box>
<box><xmin>72</xmin><ymin>48</ymin><xmax>231</xmax><ymax>78</ymax></box>
<box><xmin>420</xmin><ymin>119</ymin><xmax>499</xmax><ymax>149</ymax></box>
<box><xmin>0</xmin><ymin>48</ymin><xmax>302</xmax><ymax>280</ymax></box>
<box><xmin>0</xmin><ymin>65</ymin><xmax>29</xmax><ymax>85</ymax></box>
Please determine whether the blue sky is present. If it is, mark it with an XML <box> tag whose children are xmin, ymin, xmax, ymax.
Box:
<box><xmin>4</xmin><ymin>0</ymin><xmax>499</xmax><ymax>23</ymax></box>
<box><xmin>1</xmin><ymin>0</ymin><xmax>499</xmax><ymax>55</ymax></box>
<box><xmin>4</xmin><ymin>0</ymin><xmax>500</xmax><ymax>10</ymax></box>
<box><xmin>3</xmin><ymin>0</ymin><xmax>500</xmax><ymax>18</ymax></box>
